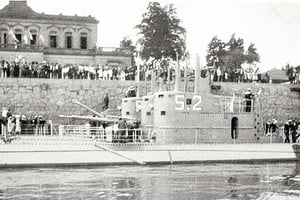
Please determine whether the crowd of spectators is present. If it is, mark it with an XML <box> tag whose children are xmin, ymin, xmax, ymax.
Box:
<box><xmin>209</xmin><ymin>66</ymin><xmax>300</xmax><ymax>84</ymax></box>
<box><xmin>283</xmin><ymin>119</ymin><xmax>299</xmax><ymax>143</ymax></box>
<box><xmin>0</xmin><ymin>59</ymin><xmax>178</xmax><ymax>84</ymax></box>
<box><xmin>0</xmin><ymin>107</ymin><xmax>51</xmax><ymax>142</ymax></box>
<box><xmin>1</xmin><ymin>59</ymin><xmax>300</xmax><ymax>84</ymax></box>
<box><xmin>0</xmin><ymin>60</ymin><xmax>137</xmax><ymax>81</ymax></box>
<box><xmin>209</xmin><ymin>67</ymin><xmax>262</xmax><ymax>83</ymax></box>
<box><xmin>265</xmin><ymin>118</ymin><xmax>300</xmax><ymax>143</ymax></box>
<box><xmin>287</xmin><ymin>67</ymin><xmax>300</xmax><ymax>84</ymax></box>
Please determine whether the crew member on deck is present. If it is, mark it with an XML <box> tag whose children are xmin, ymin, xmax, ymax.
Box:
<box><xmin>265</xmin><ymin>119</ymin><xmax>271</xmax><ymax>135</ymax></box>
<box><xmin>1</xmin><ymin>107</ymin><xmax>10</xmax><ymax>142</ymax></box>
<box><xmin>284</xmin><ymin>121</ymin><xmax>290</xmax><ymax>143</ymax></box>
<box><xmin>117</xmin><ymin>118</ymin><xmax>127</xmax><ymax>143</ymax></box>
<box><xmin>270</xmin><ymin>119</ymin><xmax>278</xmax><ymax>135</ymax></box>
<box><xmin>245</xmin><ymin>88</ymin><xmax>254</xmax><ymax>112</ymax></box>
<box><xmin>290</xmin><ymin>119</ymin><xmax>298</xmax><ymax>143</ymax></box>
<box><xmin>7</xmin><ymin>116</ymin><xmax>14</xmax><ymax>136</ymax></box>
<box><xmin>102</xmin><ymin>93</ymin><xmax>109</xmax><ymax>111</ymax></box>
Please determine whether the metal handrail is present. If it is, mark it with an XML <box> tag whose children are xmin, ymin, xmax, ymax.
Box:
<box><xmin>57</xmin><ymin>125</ymin><xmax>151</xmax><ymax>143</ymax></box>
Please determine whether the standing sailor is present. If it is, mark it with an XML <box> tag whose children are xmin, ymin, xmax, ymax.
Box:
<box><xmin>270</xmin><ymin>119</ymin><xmax>278</xmax><ymax>135</ymax></box>
<box><xmin>117</xmin><ymin>118</ymin><xmax>127</xmax><ymax>143</ymax></box>
<box><xmin>245</xmin><ymin>88</ymin><xmax>254</xmax><ymax>112</ymax></box>
<box><xmin>284</xmin><ymin>121</ymin><xmax>290</xmax><ymax>143</ymax></box>
<box><xmin>102</xmin><ymin>93</ymin><xmax>109</xmax><ymax>111</ymax></box>
<box><xmin>15</xmin><ymin>115</ymin><xmax>21</xmax><ymax>135</ymax></box>
<box><xmin>1</xmin><ymin>108</ymin><xmax>9</xmax><ymax>142</ymax></box>
<box><xmin>265</xmin><ymin>119</ymin><xmax>271</xmax><ymax>136</ymax></box>
<box><xmin>290</xmin><ymin>119</ymin><xmax>297</xmax><ymax>143</ymax></box>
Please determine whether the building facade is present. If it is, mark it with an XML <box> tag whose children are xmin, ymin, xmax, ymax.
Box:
<box><xmin>0</xmin><ymin>0</ymin><xmax>131</xmax><ymax>67</ymax></box>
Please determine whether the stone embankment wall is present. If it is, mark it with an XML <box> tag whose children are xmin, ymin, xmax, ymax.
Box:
<box><xmin>0</xmin><ymin>78</ymin><xmax>299</xmax><ymax>125</ymax></box>
<box><xmin>0</xmin><ymin>79</ymin><xmax>137</xmax><ymax>124</ymax></box>
<box><xmin>216</xmin><ymin>82</ymin><xmax>300</xmax><ymax>125</ymax></box>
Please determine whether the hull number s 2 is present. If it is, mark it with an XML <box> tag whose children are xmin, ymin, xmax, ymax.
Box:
<box><xmin>175</xmin><ymin>95</ymin><xmax>201</xmax><ymax>111</ymax></box>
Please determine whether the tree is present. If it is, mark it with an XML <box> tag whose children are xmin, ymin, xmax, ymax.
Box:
<box><xmin>206</xmin><ymin>36</ymin><xmax>226</xmax><ymax>68</ymax></box>
<box><xmin>136</xmin><ymin>2</ymin><xmax>186</xmax><ymax>62</ymax></box>
<box><xmin>285</xmin><ymin>63</ymin><xmax>295</xmax><ymax>82</ymax></box>
<box><xmin>296</xmin><ymin>65</ymin><xmax>300</xmax><ymax>72</ymax></box>
<box><xmin>120</xmin><ymin>37</ymin><xmax>134</xmax><ymax>49</ymax></box>
<box><xmin>224</xmin><ymin>34</ymin><xmax>245</xmax><ymax>71</ymax></box>
<box><xmin>224</xmin><ymin>49</ymin><xmax>245</xmax><ymax>72</ymax></box>
<box><xmin>227</xmin><ymin>33</ymin><xmax>244</xmax><ymax>52</ymax></box>
<box><xmin>245</xmin><ymin>43</ymin><xmax>260</xmax><ymax>64</ymax></box>
<box><xmin>120</xmin><ymin>37</ymin><xmax>136</xmax><ymax>66</ymax></box>
<box><xmin>207</xmin><ymin>34</ymin><xmax>260</xmax><ymax>72</ymax></box>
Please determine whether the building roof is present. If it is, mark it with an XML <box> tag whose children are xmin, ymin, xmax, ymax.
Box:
<box><xmin>0</xmin><ymin>0</ymin><xmax>98</xmax><ymax>24</ymax></box>
<box><xmin>265</xmin><ymin>68</ymin><xmax>289</xmax><ymax>81</ymax></box>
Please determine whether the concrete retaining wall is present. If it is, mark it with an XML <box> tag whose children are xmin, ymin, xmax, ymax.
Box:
<box><xmin>216</xmin><ymin>82</ymin><xmax>300</xmax><ymax>125</ymax></box>
<box><xmin>0</xmin><ymin>78</ymin><xmax>136</xmax><ymax>123</ymax></box>
<box><xmin>0</xmin><ymin>78</ymin><xmax>298</xmax><ymax>126</ymax></box>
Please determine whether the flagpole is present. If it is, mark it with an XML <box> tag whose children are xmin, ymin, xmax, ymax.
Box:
<box><xmin>136</xmin><ymin>44</ymin><xmax>141</xmax><ymax>98</ymax></box>
<box><xmin>174</xmin><ymin>51</ymin><xmax>180</xmax><ymax>92</ymax></box>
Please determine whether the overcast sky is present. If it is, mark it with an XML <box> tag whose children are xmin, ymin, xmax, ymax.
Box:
<box><xmin>1</xmin><ymin>0</ymin><xmax>300</xmax><ymax>71</ymax></box>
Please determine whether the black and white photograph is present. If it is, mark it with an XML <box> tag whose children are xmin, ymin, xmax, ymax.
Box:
<box><xmin>0</xmin><ymin>0</ymin><xmax>299</xmax><ymax>199</ymax></box>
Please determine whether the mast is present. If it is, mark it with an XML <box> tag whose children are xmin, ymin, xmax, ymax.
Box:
<box><xmin>150</xmin><ymin>60</ymin><xmax>157</xmax><ymax>94</ymax></box>
<box><xmin>194</xmin><ymin>54</ymin><xmax>201</xmax><ymax>94</ymax></box>
<box><xmin>136</xmin><ymin>63</ymin><xmax>140</xmax><ymax>97</ymax></box>
<box><xmin>184</xmin><ymin>55</ymin><xmax>188</xmax><ymax>92</ymax></box>
<box><xmin>136</xmin><ymin>48</ymin><xmax>141</xmax><ymax>98</ymax></box>
<box><xmin>167</xmin><ymin>60</ymin><xmax>171</xmax><ymax>91</ymax></box>
<box><xmin>174</xmin><ymin>52</ymin><xmax>181</xmax><ymax>92</ymax></box>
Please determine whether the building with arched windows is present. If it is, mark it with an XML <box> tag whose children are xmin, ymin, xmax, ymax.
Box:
<box><xmin>0</xmin><ymin>0</ymin><xmax>132</xmax><ymax>67</ymax></box>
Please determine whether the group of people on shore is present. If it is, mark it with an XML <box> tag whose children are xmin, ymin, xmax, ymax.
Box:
<box><xmin>265</xmin><ymin>118</ymin><xmax>300</xmax><ymax>143</ymax></box>
<box><xmin>211</xmin><ymin>66</ymin><xmax>300</xmax><ymax>84</ymax></box>
<box><xmin>265</xmin><ymin>119</ymin><xmax>278</xmax><ymax>136</ymax></box>
<box><xmin>0</xmin><ymin>60</ymin><xmax>139</xmax><ymax>81</ymax></box>
<box><xmin>0</xmin><ymin>107</ymin><xmax>49</xmax><ymax>142</ymax></box>
<box><xmin>212</xmin><ymin>67</ymin><xmax>262</xmax><ymax>83</ymax></box>
<box><xmin>284</xmin><ymin>119</ymin><xmax>299</xmax><ymax>143</ymax></box>
<box><xmin>2</xmin><ymin>59</ymin><xmax>300</xmax><ymax>85</ymax></box>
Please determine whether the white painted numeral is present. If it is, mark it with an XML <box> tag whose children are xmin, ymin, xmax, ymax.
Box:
<box><xmin>175</xmin><ymin>95</ymin><xmax>185</xmax><ymax>110</ymax></box>
<box><xmin>174</xmin><ymin>95</ymin><xmax>201</xmax><ymax>111</ymax></box>
<box><xmin>192</xmin><ymin>95</ymin><xmax>202</xmax><ymax>111</ymax></box>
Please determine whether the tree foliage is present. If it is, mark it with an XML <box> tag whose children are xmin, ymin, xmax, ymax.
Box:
<box><xmin>120</xmin><ymin>37</ymin><xmax>134</xmax><ymax>49</ymax></box>
<box><xmin>119</xmin><ymin>37</ymin><xmax>136</xmax><ymax>66</ymax></box>
<box><xmin>136</xmin><ymin>2</ymin><xmax>186</xmax><ymax>61</ymax></box>
<box><xmin>246</xmin><ymin>43</ymin><xmax>260</xmax><ymax>64</ymax></box>
<box><xmin>224</xmin><ymin>34</ymin><xmax>246</xmax><ymax>71</ymax></box>
<box><xmin>206</xmin><ymin>33</ymin><xmax>260</xmax><ymax>72</ymax></box>
<box><xmin>206</xmin><ymin>36</ymin><xmax>226</xmax><ymax>68</ymax></box>
<box><xmin>284</xmin><ymin>63</ymin><xmax>299</xmax><ymax>77</ymax></box>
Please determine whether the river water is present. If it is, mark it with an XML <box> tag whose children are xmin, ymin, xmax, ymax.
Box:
<box><xmin>0</xmin><ymin>162</ymin><xmax>300</xmax><ymax>200</ymax></box>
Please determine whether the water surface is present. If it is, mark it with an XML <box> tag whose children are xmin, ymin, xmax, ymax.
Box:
<box><xmin>0</xmin><ymin>162</ymin><xmax>300</xmax><ymax>200</ymax></box>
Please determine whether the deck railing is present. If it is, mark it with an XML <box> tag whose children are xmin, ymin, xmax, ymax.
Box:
<box><xmin>57</xmin><ymin>125</ymin><xmax>151</xmax><ymax>143</ymax></box>
<box><xmin>220</xmin><ymin>96</ymin><xmax>254</xmax><ymax>113</ymax></box>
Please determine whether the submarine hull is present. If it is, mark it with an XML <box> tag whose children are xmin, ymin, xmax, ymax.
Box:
<box><xmin>0</xmin><ymin>137</ymin><xmax>299</xmax><ymax>167</ymax></box>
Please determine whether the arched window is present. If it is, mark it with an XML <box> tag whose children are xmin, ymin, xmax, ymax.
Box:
<box><xmin>65</xmin><ymin>32</ymin><xmax>72</xmax><ymax>49</ymax></box>
<box><xmin>0</xmin><ymin>28</ymin><xmax>8</xmax><ymax>44</ymax></box>
<box><xmin>14</xmin><ymin>28</ymin><xmax>22</xmax><ymax>43</ymax></box>
<box><xmin>49</xmin><ymin>31</ymin><xmax>58</xmax><ymax>48</ymax></box>
<box><xmin>29</xmin><ymin>29</ymin><xmax>37</xmax><ymax>45</ymax></box>
<box><xmin>80</xmin><ymin>32</ymin><xmax>87</xmax><ymax>49</ymax></box>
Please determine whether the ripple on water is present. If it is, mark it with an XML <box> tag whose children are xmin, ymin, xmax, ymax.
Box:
<box><xmin>0</xmin><ymin>162</ymin><xmax>299</xmax><ymax>200</ymax></box>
